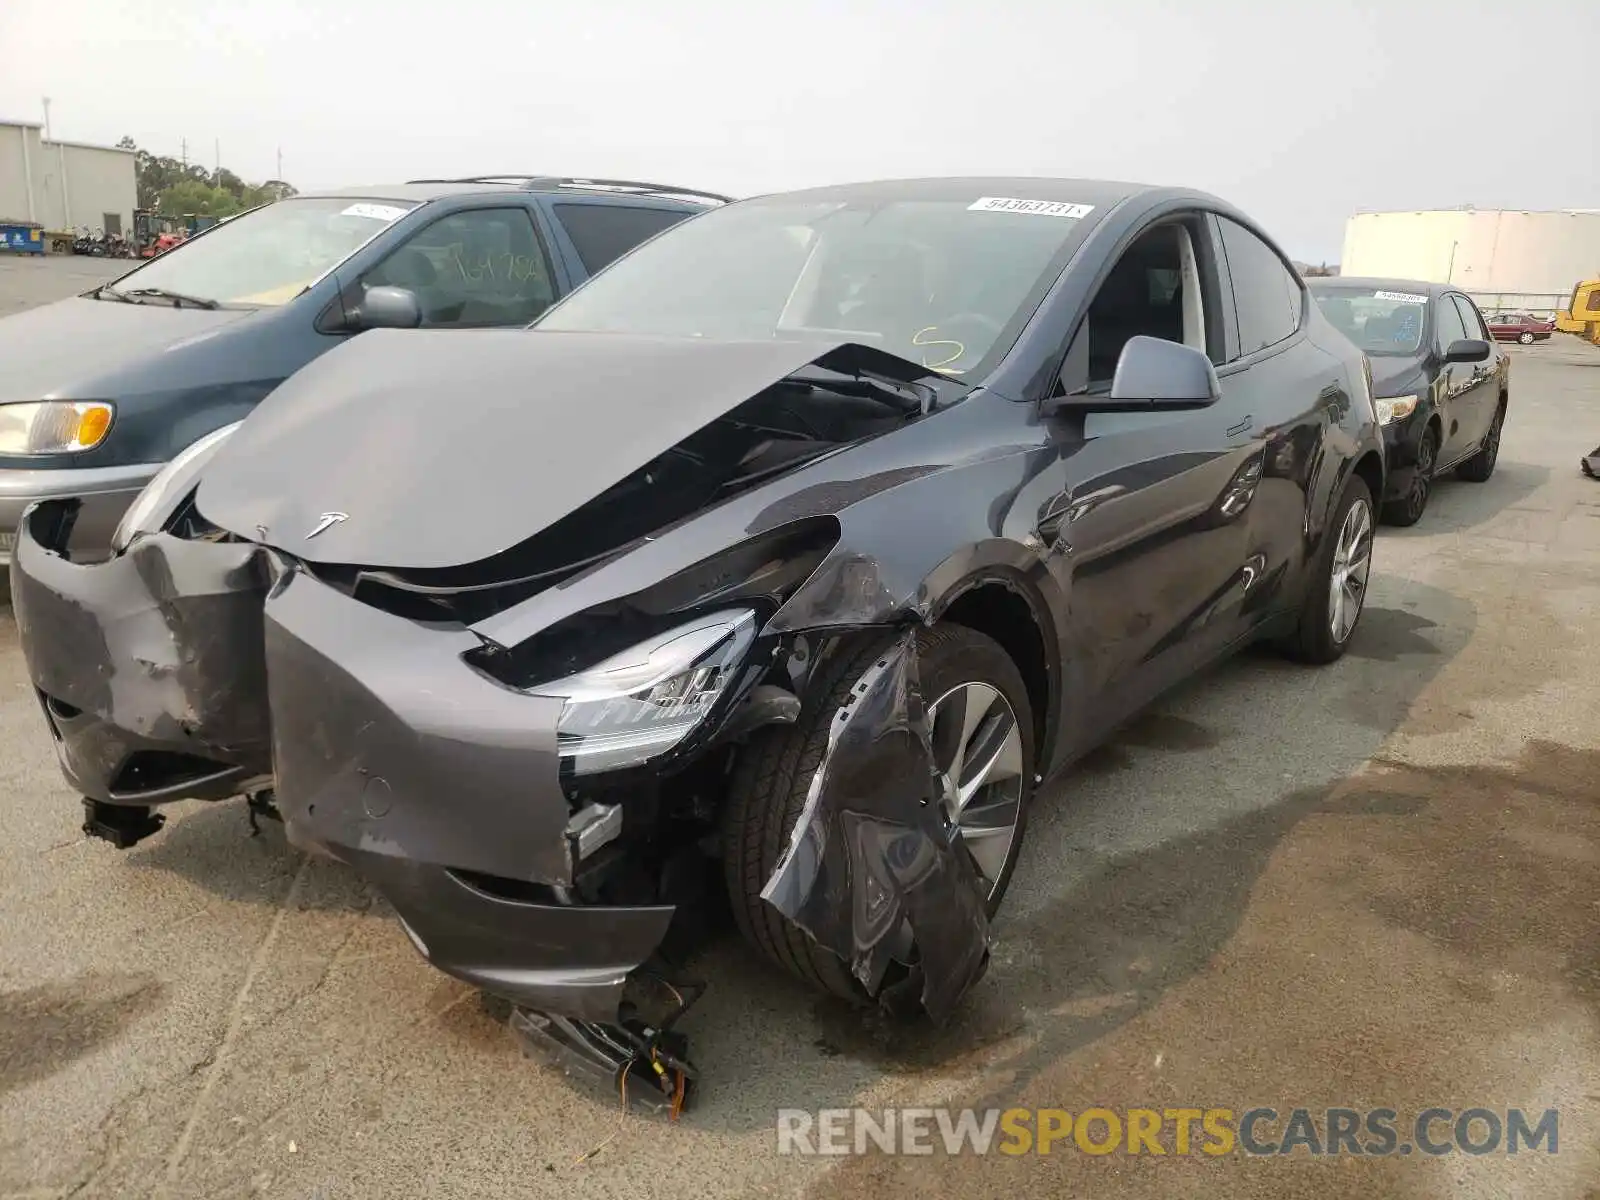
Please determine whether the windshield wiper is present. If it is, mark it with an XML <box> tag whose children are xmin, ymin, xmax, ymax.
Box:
<box><xmin>118</xmin><ymin>287</ymin><xmax>221</xmax><ymax>310</ymax></box>
<box><xmin>92</xmin><ymin>285</ymin><xmax>136</xmax><ymax>303</ymax></box>
<box><xmin>783</xmin><ymin>364</ymin><xmax>936</xmax><ymax>416</ymax></box>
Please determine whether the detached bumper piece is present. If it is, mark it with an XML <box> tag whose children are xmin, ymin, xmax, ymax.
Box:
<box><xmin>509</xmin><ymin>1007</ymin><xmax>697</xmax><ymax>1118</ymax></box>
<box><xmin>81</xmin><ymin>798</ymin><xmax>164</xmax><ymax>848</ymax></box>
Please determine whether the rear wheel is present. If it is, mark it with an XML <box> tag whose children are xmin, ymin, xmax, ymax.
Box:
<box><xmin>1456</xmin><ymin>401</ymin><xmax>1504</xmax><ymax>483</ymax></box>
<box><xmin>1383</xmin><ymin>425</ymin><xmax>1436</xmax><ymax>526</ymax></box>
<box><xmin>1280</xmin><ymin>473</ymin><xmax>1374</xmax><ymax>665</ymax></box>
<box><xmin>722</xmin><ymin>623</ymin><xmax>1035</xmax><ymax>1001</ymax></box>
<box><xmin>1518</xmin><ymin>331</ymin><xmax>1535</xmax><ymax>345</ymax></box>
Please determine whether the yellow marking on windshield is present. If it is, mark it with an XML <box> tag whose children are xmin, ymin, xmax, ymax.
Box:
<box><xmin>230</xmin><ymin>282</ymin><xmax>309</xmax><ymax>306</ymax></box>
<box><xmin>912</xmin><ymin>326</ymin><xmax>967</xmax><ymax>374</ymax></box>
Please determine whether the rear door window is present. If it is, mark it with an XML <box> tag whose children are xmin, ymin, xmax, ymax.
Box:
<box><xmin>552</xmin><ymin>204</ymin><xmax>691</xmax><ymax>276</ymax></box>
<box><xmin>1216</xmin><ymin>217</ymin><xmax>1300</xmax><ymax>357</ymax></box>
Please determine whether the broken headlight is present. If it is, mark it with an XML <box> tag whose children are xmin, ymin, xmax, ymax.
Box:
<box><xmin>112</xmin><ymin>421</ymin><xmax>242</xmax><ymax>551</ymax></box>
<box><xmin>529</xmin><ymin>608</ymin><xmax>757</xmax><ymax>776</ymax></box>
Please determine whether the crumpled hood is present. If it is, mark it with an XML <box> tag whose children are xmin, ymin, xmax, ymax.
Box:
<box><xmin>196</xmin><ymin>329</ymin><xmax>853</xmax><ymax>570</ymax></box>
<box><xmin>0</xmin><ymin>295</ymin><xmax>255</xmax><ymax>405</ymax></box>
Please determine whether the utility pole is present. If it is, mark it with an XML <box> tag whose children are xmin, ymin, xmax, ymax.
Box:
<box><xmin>181</xmin><ymin>138</ymin><xmax>188</xmax><ymax>169</ymax></box>
<box><xmin>214</xmin><ymin>139</ymin><xmax>220</xmax><ymax>174</ymax></box>
<box><xmin>41</xmin><ymin>96</ymin><xmax>51</xmax><ymax>140</ymax></box>
<box><xmin>276</xmin><ymin>146</ymin><xmax>283</xmax><ymax>180</ymax></box>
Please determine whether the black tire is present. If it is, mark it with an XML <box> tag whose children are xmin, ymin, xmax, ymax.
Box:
<box><xmin>1280</xmin><ymin>472</ymin><xmax>1374</xmax><ymax>665</ymax></box>
<box><xmin>1518</xmin><ymin>331</ymin><xmax>1534</xmax><ymax>345</ymax></box>
<box><xmin>722</xmin><ymin>623</ymin><xmax>1036</xmax><ymax>1002</ymax></box>
<box><xmin>1382</xmin><ymin>424</ymin><xmax>1436</xmax><ymax>527</ymax></box>
<box><xmin>1456</xmin><ymin>400</ymin><xmax>1504</xmax><ymax>483</ymax></box>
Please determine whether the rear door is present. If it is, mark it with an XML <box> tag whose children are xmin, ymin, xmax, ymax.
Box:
<box><xmin>1211</xmin><ymin>216</ymin><xmax>1345</xmax><ymax>642</ymax></box>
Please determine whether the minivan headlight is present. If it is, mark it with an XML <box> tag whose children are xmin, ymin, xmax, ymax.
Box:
<box><xmin>112</xmin><ymin>421</ymin><xmax>242</xmax><ymax>551</ymax></box>
<box><xmin>530</xmin><ymin>609</ymin><xmax>757</xmax><ymax>776</ymax></box>
<box><xmin>0</xmin><ymin>401</ymin><xmax>114</xmax><ymax>454</ymax></box>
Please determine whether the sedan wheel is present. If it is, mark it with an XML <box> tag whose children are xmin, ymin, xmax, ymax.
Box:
<box><xmin>1328</xmin><ymin>496</ymin><xmax>1373</xmax><ymax>647</ymax></box>
<box><xmin>1384</xmin><ymin>427</ymin><xmax>1436</xmax><ymax>526</ymax></box>
<box><xmin>928</xmin><ymin>681</ymin><xmax>1026</xmax><ymax>901</ymax></box>
<box><xmin>1518</xmin><ymin>331</ymin><xmax>1535</xmax><ymax>344</ymax></box>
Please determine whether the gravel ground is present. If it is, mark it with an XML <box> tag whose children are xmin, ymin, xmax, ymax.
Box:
<box><xmin>3</xmin><ymin>255</ymin><xmax>1599</xmax><ymax>1199</ymax></box>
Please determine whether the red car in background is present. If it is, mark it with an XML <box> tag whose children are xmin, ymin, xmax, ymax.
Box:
<box><xmin>1486</xmin><ymin>312</ymin><xmax>1556</xmax><ymax>344</ymax></box>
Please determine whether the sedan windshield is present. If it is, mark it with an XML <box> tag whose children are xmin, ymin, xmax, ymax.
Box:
<box><xmin>535</xmin><ymin>196</ymin><xmax>1096</xmax><ymax>377</ymax></box>
<box><xmin>1312</xmin><ymin>286</ymin><xmax>1430</xmax><ymax>356</ymax></box>
<box><xmin>103</xmin><ymin>197</ymin><xmax>418</xmax><ymax>308</ymax></box>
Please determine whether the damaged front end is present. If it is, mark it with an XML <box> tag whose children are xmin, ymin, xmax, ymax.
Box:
<box><xmin>10</xmin><ymin>498</ymin><xmax>274</xmax><ymax>842</ymax></box>
<box><xmin>11</xmin><ymin>329</ymin><xmax>1001</xmax><ymax>1109</ymax></box>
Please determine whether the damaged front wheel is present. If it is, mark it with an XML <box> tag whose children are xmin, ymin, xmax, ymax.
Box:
<box><xmin>722</xmin><ymin>623</ymin><xmax>1036</xmax><ymax>1005</ymax></box>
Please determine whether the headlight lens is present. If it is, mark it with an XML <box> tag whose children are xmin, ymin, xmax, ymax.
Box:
<box><xmin>0</xmin><ymin>401</ymin><xmax>115</xmax><ymax>453</ymax></box>
<box><xmin>530</xmin><ymin>608</ymin><xmax>758</xmax><ymax>776</ymax></box>
<box><xmin>1374</xmin><ymin>394</ymin><xmax>1419</xmax><ymax>426</ymax></box>
<box><xmin>111</xmin><ymin>421</ymin><xmax>242</xmax><ymax>552</ymax></box>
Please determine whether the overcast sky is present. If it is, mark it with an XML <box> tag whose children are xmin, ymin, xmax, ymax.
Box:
<box><xmin>4</xmin><ymin>0</ymin><xmax>1594</xmax><ymax>262</ymax></box>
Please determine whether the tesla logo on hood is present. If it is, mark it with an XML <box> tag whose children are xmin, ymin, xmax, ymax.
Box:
<box><xmin>305</xmin><ymin>512</ymin><xmax>349</xmax><ymax>539</ymax></box>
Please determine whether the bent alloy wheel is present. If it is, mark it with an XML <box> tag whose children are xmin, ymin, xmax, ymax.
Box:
<box><xmin>722</xmin><ymin>623</ymin><xmax>1035</xmax><ymax>1002</ymax></box>
<box><xmin>1281</xmin><ymin>472</ymin><xmax>1374</xmax><ymax>665</ymax></box>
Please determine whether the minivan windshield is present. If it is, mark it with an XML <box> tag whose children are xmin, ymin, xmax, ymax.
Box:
<box><xmin>535</xmin><ymin>196</ymin><xmax>1096</xmax><ymax>377</ymax></box>
<box><xmin>103</xmin><ymin>197</ymin><xmax>418</xmax><ymax>308</ymax></box>
<box><xmin>1311</xmin><ymin>286</ymin><xmax>1431</xmax><ymax>356</ymax></box>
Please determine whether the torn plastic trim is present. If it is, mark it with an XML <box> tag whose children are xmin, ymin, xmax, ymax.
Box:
<box><xmin>10</xmin><ymin>499</ymin><xmax>274</xmax><ymax>804</ymax></box>
<box><xmin>760</xmin><ymin>628</ymin><xmax>990</xmax><ymax>1022</ymax></box>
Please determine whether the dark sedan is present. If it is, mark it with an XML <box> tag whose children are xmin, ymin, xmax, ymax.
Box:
<box><xmin>13</xmin><ymin>177</ymin><xmax>1384</xmax><ymax>1106</ymax></box>
<box><xmin>1486</xmin><ymin>312</ymin><xmax>1556</xmax><ymax>344</ymax></box>
<box><xmin>1308</xmin><ymin>277</ymin><xmax>1508</xmax><ymax>526</ymax></box>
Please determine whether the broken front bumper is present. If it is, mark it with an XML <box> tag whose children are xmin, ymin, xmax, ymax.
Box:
<box><xmin>10</xmin><ymin>500</ymin><xmax>275</xmax><ymax>804</ymax></box>
<box><xmin>11</xmin><ymin>505</ymin><xmax>677</xmax><ymax>1023</ymax></box>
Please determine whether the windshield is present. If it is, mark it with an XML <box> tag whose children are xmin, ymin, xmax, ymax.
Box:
<box><xmin>1312</xmin><ymin>286</ymin><xmax>1431</xmax><ymax>356</ymax></box>
<box><xmin>105</xmin><ymin>197</ymin><xmax>418</xmax><ymax>307</ymax></box>
<box><xmin>535</xmin><ymin>195</ymin><xmax>1096</xmax><ymax>377</ymax></box>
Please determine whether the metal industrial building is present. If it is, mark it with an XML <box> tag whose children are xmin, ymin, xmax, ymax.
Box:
<box><xmin>0</xmin><ymin>118</ymin><xmax>138</xmax><ymax>237</ymax></box>
<box><xmin>1341</xmin><ymin>208</ymin><xmax>1600</xmax><ymax>317</ymax></box>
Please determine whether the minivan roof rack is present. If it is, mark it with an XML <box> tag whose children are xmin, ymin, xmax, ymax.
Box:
<box><xmin>404</xmin><ymin>175</ymin><xmax>733</xmax><ymax>204</ymax></box>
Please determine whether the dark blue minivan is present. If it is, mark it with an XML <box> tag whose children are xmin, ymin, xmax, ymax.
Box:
<box><xmin>0</xmin><ymin>176</ymin><xmax>726</xmax><ymax>564</ymax></box>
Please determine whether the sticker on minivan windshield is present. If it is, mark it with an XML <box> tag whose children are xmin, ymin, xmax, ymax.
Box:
<box><xmin>1374</xmin><ymin>290</ymin><xmax>1429</xmax><ymax>304</ymax></box>
<box><xmin>968</xmin><ymin>197</ymin><xmax>1095</xmax><ymax>219</ymax></box>
<box><xmin>340</xmin><ymin>203</ymin><xmax>410</xmax><ymax>222</ymax></box>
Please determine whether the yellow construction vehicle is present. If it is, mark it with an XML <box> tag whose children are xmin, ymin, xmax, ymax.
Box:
<box><xmin>1555</xmin><ymin>278</ymin><xmax>1600</xmax><ymax>343</ymax></box>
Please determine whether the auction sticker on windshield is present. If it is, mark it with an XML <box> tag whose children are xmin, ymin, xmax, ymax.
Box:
<box><xmin>341</xmin><ymin>203</ymin><xmax>410</xmax><ymax>222</ymax></box>
<box><xmin>968</xmin><ymin>197</ymin><xmax>1095</xmax><ymax>219</ymax></box>
<box><xmin>1374</xmin><ymin>291</ymin><xmax>1429</xmax><ymax>304</ymax></box>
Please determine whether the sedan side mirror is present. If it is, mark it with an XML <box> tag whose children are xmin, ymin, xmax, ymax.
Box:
<box><xmin>1444</xmin><ymin>338</ymin><xmax>1491</xmax><ymax>364</ymax></box>
<box><xmin>352</xmin><ymin>285</ymin><xmax>422</xmax><ymax>331</ymax></box>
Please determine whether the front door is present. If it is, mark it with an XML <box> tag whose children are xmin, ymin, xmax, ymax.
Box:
<box><xmin>1432</xmin><ymin>291</ymin><xmax>1486</xmax><ymax>466</ymax></box>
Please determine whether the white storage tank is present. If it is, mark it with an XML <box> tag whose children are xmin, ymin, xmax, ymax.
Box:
<box><xmin>1341</xmin><ymin>209</ymin><xmax>1600</xmax><ymax>317</ymax></box>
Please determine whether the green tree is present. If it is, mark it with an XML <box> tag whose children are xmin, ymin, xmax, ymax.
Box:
<box><xmin>155</xmin><ymin>179</ymin><xmax>244</xmax><ymax>218</ymax></box>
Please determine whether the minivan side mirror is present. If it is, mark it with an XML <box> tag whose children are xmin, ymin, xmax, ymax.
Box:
<box><xmin>1045</xmin><ymin>336</ymin><xmax>1221</xmax><ymax>414</ymax></box>
<box><xmin>1444</xmin><ymin>338</ymin><xmax>1491</xmax><ymax>364</ymax></box>
<box><xmin>351</xmin><ymin>285</ymin><xmax>422</xmax><ymax>331</ymax></box>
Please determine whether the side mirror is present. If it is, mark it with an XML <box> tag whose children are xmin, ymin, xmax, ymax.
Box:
<box><xmin>352</xmin><ymin>285</ymin><xmax>422</xmax><ymax>331</ymax></box>
<box><xmin>1444</xmin><ymin>338</ymin><xmax>1491</xmax><ymax>364</ymax></box>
